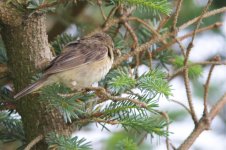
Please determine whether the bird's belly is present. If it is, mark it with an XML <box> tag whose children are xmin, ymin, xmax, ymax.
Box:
<box><xmin>53</xmin><ymin>57</ymin><xmax>112</xmax><ymax>89</ymax></box>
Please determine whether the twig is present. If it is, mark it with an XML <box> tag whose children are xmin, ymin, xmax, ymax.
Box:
<box><xmin>155</xmin><ymin>22</ymin><xmax>222</xmax><ymax>53</ymax></box>
<box><xmin>178</xmin><ymin>93</ymin><xmax>226</xmax><ymax>150</ymax></box>
<box><xmin>122</xmin><ymin>20</ymin><xmax>140</xmax><ymax>76</ymax></box>
<box><xmin>173</xmin><ymin>0</ymin><xmax>184</xmax><ymax>30</ymax></box>
<box><xmin>137</xmin><ymin>132</ymin><xmax>148</xmax><ymax>146</ymax></box>
<box><xmin>93</xmin><ymin>118</ymin><xmax>119</xmax><ymax>125</ymax></box>
<box><xmin>174</xmin><ymin>36</ymin><xmax>186</xmax><ymax>57</ymax></box>
<box><xmin>102</xmin><ymin>19</ymin><xmax>120</xmax><ymax>31</ymax></box>
<box><xmin>75</xmin><ymin>117</ymin><xmax>120</xmax><ymax>125</ymax></box>
<box><xmin>170</xmin><ymin>99</ymin><xmax>191</xmax><ymax>115</ymax></box>
<box><xmin>128</xmin><ymin>17</ymin><xmax>167</xmax><ymax>45</ymax></box>
<box><xmin>148</xmin><ymin>51</ymin><xmax>153</xmax><ymax>68</ymax></box>
<box><xmin>159</xmin><ymin>111</ymin><xmax>170</xmax><ymax>150</ymax></box>
<box><xmin>203</xmin><ymin>65</ymin><xmax>214</xmax><ymax>116</ymax></box>
<box><xmin>24</xmin><ymin>135</ymin><xmax>44</xmax><ymax>150</ymax></box>
<box><xmin>168</xmin><ymin>61</ymin><xmax>226</xmax><ymax>80</ymax></box>
<box><xmin>183</xmin><ymin>60</ymin><xmax>198</xmax><ymax>125</ymax></box>
<box><xmin>123</xmin><ymin>21</ymin><xmax>138</xmax><ymax>49</ymax></box>
<box><xmin>179</xmin><ymin>6</ymin><xmax>226</xmax><ymax>30</ymax></box>
<box><xmin>183</xmin><ymin>0</ymin><xmax>212</xmax><ymax>126</ymax></box>
<box><xmin>97</xmin><ymin>0</ymin><xmax>107</xmax><ymax>20</ymax></box>
<box><xmin>189</xmin><ymin>0</ymin><xmax>213</xmax><ymax>45</ymax></box>
<box><xmin>203</xmin><ymin>56</ymin><xmax>220</xmax><ymax>116</ymax></box>
<box><xmin>36</xmin><ymin>0</ymin><xmax>67</xmax><ymax>10</ymax></box>
<box><xmin>130</xmin><ymin>4</ymin><xmax>224</xmax><ymax>62</ymax></box>
<box><xmin>157</xmin><ymin>15</ymin><xmax>171</xmax><ymax>31</ymax></box>
<box><xmin>113</xmin><ymin>22</ymin><xmax>222</xmax><ymax>68</ymax></box>
<box><xmin>85</xmin><ymin>87</ymin><xmax>148</xmax><ymax>108</ymax></box>
<box><xmin>182</xmin><ymin>67</ymin><xmax>196</xmax><ymax>122</ymax></box>
<box><xmin>103</xmin><ymin>6</ymin><xmax>119</xmax><ymax>28</ymax></box>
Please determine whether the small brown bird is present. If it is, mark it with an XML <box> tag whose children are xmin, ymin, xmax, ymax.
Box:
<box><xmin>14</xmin><ymin>32</ymin><xmax>114</xmax><ymax>99</ymax></box>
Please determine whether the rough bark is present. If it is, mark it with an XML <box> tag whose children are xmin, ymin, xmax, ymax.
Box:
<box><xmin>1</xmin><ymin>13</ymin><xmax>72</xmax><ymax>149</ymax></box>
<box><xmin>0</xmin><ymin>1</ymin><xmax>22</xmax><ymax>26</ymax></box>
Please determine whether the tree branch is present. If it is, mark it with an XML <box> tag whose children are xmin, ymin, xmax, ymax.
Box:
<box><xmin>203</xmin><ymin>56</ymin><xmax>220</xmax><ymax>116</ymax></box>
<box><xmin>155</xmin><ymin>22</ymin><xmax>222</xmax><ymax>53</ymax></box>
<box><xmin>179</xmin><ymin>5</ymin><xmax>225</xmax><ymax>30</ymax></box>
<box><xmin>172</xmin><ymin>0</ymin><xmax>183</xmax><ymax>30</ymax></box>
<box><xmin>85</xmin><ymin>87</ymin><xmax>148</xmax><ymax>108</ymax></box>
<box><xmin>182</xmin><ymin>0</ymin><xmax>213</xmax><ymax>126</ymax></box>
<box><xmin>168</xmin><ymin>61</ymin><xmax>226</xmax><ymax>81</ymax></box>
<box><xmin>178</xmin><ymin>93</ymin><xmax>226</xmax><ymax>150</ymax></box>
<box><xmin>0</xmin><ymin>1</ymin><xmax>23</xmax><ymax>26</ymax></box>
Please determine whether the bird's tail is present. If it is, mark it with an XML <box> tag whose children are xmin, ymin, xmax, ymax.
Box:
<box><xmin>14</xmin><ymin>77</ymin><xmax>48</xmax><ymax>100</ymax></box>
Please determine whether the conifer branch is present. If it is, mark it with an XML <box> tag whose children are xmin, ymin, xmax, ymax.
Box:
<box><xmin>178</xmin><ymin>93</ymin><xmax>226</xmax><ymax>150</ymax></box>
<box><xmin>85</xmin><ymin>87</ymin><xmax>148</xmax><ymax>108</ymax></box>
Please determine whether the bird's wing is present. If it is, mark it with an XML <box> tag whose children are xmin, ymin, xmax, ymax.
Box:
<box><xmin>43</xmin><ymin>41</ymin><xmax>108</xmax><ymax>75</ymax></box>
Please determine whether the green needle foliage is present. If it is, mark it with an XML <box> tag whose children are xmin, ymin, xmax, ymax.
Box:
<box><xmin>0</xmin><ymin>0</ymin><xmax>181</xmax><ymax>149</ymax></box>
<box><xmin>137</xmin><ymin>70</ymin><xmax>171</xmax><ymax>98</ymax></box>
<box><xmin>39</xmin><ymin>84</ymin><xmax>94</xmax><ymax>123</ymax></box>
<box><xmin>0</xmin><ymin>112</ymin><xmax>25</xmax><ymax>149</ymax></box>
<box><xmin>46</xmin><ymin>133</ymin><xmax>92</xmax><ymax>150</ymax></box>
<box><xmin>112</xmin><ymin>0</ymin><xmax>172</xmax><ymax>15</ymax></box>
<box><xmin>36</xmin><ymin>68</ymin><xmax>171</xmax><ymax>137</ymax></box>
<box><xmin>120</xmin><ymin>116</ymin><xmax>168</xmax><ymax>136</ymax></box>
<box><xmin>107</xmin><ymin>68</ymin><xmax>171</xmax><ymax>98</ymax></box>
<box><xmin>107</xmin><ymin>67</ymin><xmax>136</xmax><ymax>94</ymax></box>
<box><xmin>115</xmin><ymin>138</ymin><xmax>138</xmax><ymax>150</ymax></box>
<box><xmin>172</xmin><ymin>56</ymin><xmax>203</xmax><ymax>79</ymax></box>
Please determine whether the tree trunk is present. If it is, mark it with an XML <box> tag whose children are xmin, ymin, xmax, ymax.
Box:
<box><xmin>1</xmin><ymin>14</ymin><xmax>72</xmax><ymax>149</ymax></box>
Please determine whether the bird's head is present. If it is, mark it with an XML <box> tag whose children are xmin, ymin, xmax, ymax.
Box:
<box><xmin>90</xmin><ymin>32</ymin><xmax>114</xmax><ymax>48</ymax></box>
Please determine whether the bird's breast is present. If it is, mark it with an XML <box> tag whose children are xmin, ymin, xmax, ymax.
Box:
<box><xmin>53</xmin><ymin>56</ymin><xmax>113</xmax><ymax>88</ymax></box>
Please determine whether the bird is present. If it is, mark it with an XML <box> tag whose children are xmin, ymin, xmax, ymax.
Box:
<box><xmin>14</xmin><ymin>32</ymin><xmax>114</xmax><ymax>99</ymax></box>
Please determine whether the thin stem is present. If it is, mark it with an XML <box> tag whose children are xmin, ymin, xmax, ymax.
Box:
<box><xmin>183</xmin><ymin>0</ymin><xmax>213</xmax><ymax>126</ymax></box>
<box><xmin>97</xmin><ymin>0</ymin><xmax>107</xmax><ymax>20</ymax></box>
<box><xmin>183</xmin><ymin>70</ymin><xmax>198</xmax><ymax>125</ymax></box>
<box><xmin>24</xmin><ymin>135</ymin><xmax>44</xmax><ymax>150</ymax></box>
<box><xmin>85</xmin><ymin>87</ymin><xmax>148</xmax><ymax>108</ymax></box>
<box><xmin>203</xmin><ymin>65</ymin><xmax>214</xmax><ymax>116</ymax></box>
<box><xmin>178</xmin><ymin>93</ymin><xmax>226</xmax><ymax>150</ymax></box>
<box><xmin>168</xmin><ymin>61</ymin><xmax>226</xmax><ymax>80</ymax></box>
<box><xmin>173</xmin><ymin>0</ymin><xmax>184</xmax><ymax>30</ymax></box>
<box><xmin>159</xmin><ymin>111</ymin><xmax>170</xmax><ymax>150</ymax></box>
<box><xmin>203</xmin><ymin>56</ymin><xmax>220</xmax><ymax>116</ymax></box>
<box><xmin>170</xmin><ymin>99</ymin><xmax>191</xmax><ymax>115</ymax></box>
<box><xmin>36</xmin><ymin>0</ymin><xmax>67</xmax><ymax>10</ymax></box>
<box><xmin>155</xmin><ymin>22</ymin><xmax>222</xmax><ymax>53</ymax></box>
<box><xmin>179</xmin><ymin>6</ymin><xmax>225</xmax><ymax>30</ymax></box>
<box><xmin>157</xmin><ymin>15</ymin><xmax>171</xmax><ymax>31</ymax></box>
<box><xmin>189</xmin><ymin>0</ymin><xmax>213</xmax><ymax>45</ymax></box>
<box><xmin>103</xmin><ymin>6</ymin><xmax>119</xmax><ymax>28</ymax></box>
<box><xmin>174</xmin><ymin>36</ymin><xmax>186</xmax><ymax>57</ymax></box>
<box><xmin>123</xmin><ymin>21</ymin><xmax>138</xmax><ymax>49</ymax></box>
<box><xmin>128</xmin><ymin>17</ymin><xmax>167</xmax><ymax>45</ymax></box>
<box><xmin>113</xmin><ymin>21</ymin><xmax>222</xmax><ymax>68</ymax></box>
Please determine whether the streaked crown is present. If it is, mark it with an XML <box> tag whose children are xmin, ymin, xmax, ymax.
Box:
<box><xmin>91</xmin><ymin>32</ymin><xmax>114</xmax><ymax>47</ymax></box>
